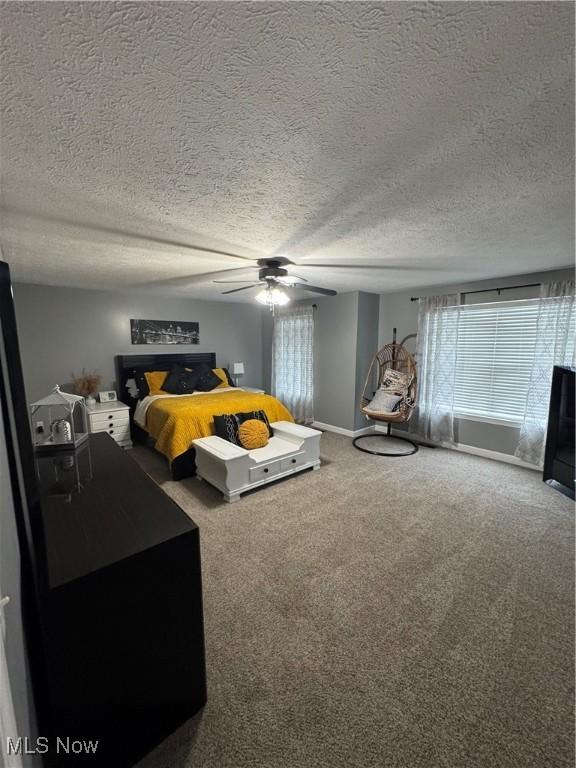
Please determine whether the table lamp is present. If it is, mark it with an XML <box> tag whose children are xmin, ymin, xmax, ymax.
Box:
<box><xmin>232</xmin><ymin>362</ymin><xmax>245</xmax><ymax>386</ymax></box>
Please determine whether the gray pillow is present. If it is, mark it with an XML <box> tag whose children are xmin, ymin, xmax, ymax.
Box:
<box><xmin>365</xmin><ymin>390</ymin><xmax>403</xmax><ymax>413</ymax></box>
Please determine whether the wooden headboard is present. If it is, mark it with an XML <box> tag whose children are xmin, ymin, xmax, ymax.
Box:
<box><xmin>115</xmin><ymin>352</ymin><xmax>217</xmax><ymax>412</ymax></box>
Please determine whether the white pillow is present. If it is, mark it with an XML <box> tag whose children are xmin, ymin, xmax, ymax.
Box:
<box><xmin>380</xmin><ymin>369</ymin><xmax>411</xmax><ymax>392</ymax></box>
<box><xmin>365</xmin><ymin>390</ymin><xmax>403</xmax><ymax>414</ymax></box>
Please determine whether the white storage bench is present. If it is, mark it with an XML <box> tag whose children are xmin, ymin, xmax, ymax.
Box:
<box><xmin>193</xmin><ymin>421</ymin><xmax>321</xmax><ymax>502</ymax></box>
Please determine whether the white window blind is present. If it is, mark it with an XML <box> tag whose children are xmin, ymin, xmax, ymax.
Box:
<box><xmin>453</xmin><ymin>300</ymin><xmax>540</xmax><ymax>422</ymax></box>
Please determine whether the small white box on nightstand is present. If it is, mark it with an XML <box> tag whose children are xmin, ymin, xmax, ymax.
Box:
<box><xmin>98</xmin><ymin>390</ymin><xmax>117</xmax><ymax>402</ymax></box>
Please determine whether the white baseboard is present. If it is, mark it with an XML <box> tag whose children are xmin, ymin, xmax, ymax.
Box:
<box><xmin>317</xmin><ymin>422</ymin><xmax>539</xmax><ymax>471</ymax></box>
<box><xmin>375</xmin><ymin>425</ymin><xmax>539</xmax><ymax>470</ymax></box>
<box><xmin>444</xmin><ymin>441</ymin><xmax>539</xmax><ymax>471</ymax></box>
<box><xmin>312</xmin><ymin>421</ymin><xmax>374</xmax><ymax>438</ymax></box>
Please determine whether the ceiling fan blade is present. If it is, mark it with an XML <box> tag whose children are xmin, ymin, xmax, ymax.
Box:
<box><xmin>4</xmin><ymin>207</ymin><xmax>261</xmax><ymax>264</ymax></box>
<box><xmin>297</xmin><ymin>263</ymin><xmax>453</xmax><ymax>271</ymax></box>
<box><xmin>213</xmin><ymin>279</ymin><xmax>258</xmax><ymax>284</ymax></box>
<box><xmin>297</xmin><ymin>284</ymin><xmax>338</xmax><ymax>297</ymax></box>
<box><xmin>276</xmin><ymin>274</ymin><xmax>309</xmax><ymax>285</ymax></box>
<box><xmin>221</xmin><ymin>284</ymin><xmax>261</xmax><ymax>295</ymax></box>
<box><xmin>147</xmin><ymin>266</ymin><xmax>258</xmax><ymax>288</ymax></box>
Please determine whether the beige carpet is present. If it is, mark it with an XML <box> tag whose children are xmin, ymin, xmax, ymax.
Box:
<box><xmin>132</xmin><ymin>432</ymin><xmax>574</xmax><ymax>768</ymax></box>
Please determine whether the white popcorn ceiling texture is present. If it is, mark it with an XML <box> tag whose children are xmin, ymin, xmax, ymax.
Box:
<box><xmin>0</xmin><ymin>1</ymin><xmax>573</xmax><ymax>300</ymax></box>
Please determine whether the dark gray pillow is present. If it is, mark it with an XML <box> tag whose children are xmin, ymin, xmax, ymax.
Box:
<box><xmin>162</xmin><ymin>364</ymin><xmax>186</xmax><ymax>394</ymax></box>
<box><xmin>164</xmin><ymin>364</ymin><xmax>213</xmax><ymax>395</ymax></box>
<box><xmin>195</xmin><ymin>366</ymin><xmax>222</xmax><ymax>392</ymax></box>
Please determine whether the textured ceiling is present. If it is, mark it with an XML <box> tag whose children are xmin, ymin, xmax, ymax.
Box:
<box><xmin>0</xmin><ymin>1</ymin><xmax>574</xmax><ymax>301</ymax></box>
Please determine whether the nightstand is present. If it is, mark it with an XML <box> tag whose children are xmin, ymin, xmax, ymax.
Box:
<box><xmin>87</xmin><ymin>400</ymin><xmax>132</xmax><ymax>449</ymax></box>
<box><xmin>241</xmin><ymin>386</ymin><xmax>265</xmax><ymax>394</ymax></box>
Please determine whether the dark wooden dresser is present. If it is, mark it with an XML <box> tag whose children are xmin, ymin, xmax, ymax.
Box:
<box><xmin>32</xmin><ymin>433</ymin><xmax>207</xmax><ymax>766</ymax></box>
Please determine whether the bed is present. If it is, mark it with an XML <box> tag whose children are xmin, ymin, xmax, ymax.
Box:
<box><xmin>115</xmin><ymin>353</ymin><xmax>293</xmax><ymax>480</ymax></box>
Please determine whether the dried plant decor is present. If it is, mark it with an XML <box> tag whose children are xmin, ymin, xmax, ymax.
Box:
<box><xmin>70</xmin><ymin>369</ymin><xmax>102</xmax><ymax>398</ymax></box>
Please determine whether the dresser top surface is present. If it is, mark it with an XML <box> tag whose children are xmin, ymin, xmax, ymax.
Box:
<box><xmin>87</xmin><ymin>400</ymin><xmax>129</xmax><ymax>413</ymax></box>
<box><xmin>33</xmin><ymin>434</ymin><xmax>197</xmax><ymax>589</ymax></box>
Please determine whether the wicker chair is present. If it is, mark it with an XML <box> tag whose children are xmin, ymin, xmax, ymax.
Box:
<box><xmin>353</xmin><ymin>342</ymin><xmax>419</xmax><ymax>456</ymax></box>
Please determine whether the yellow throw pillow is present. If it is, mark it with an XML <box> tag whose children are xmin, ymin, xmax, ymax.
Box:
<box><xmin>213</xmin><ymin>368</ymin><xmax>231</xmax><ymax>389</ymax></box>
<box><xmin>238</xmin><ymin>419</ymin><xmax>269</xmax><ymax>450</ymax></box>
<box><xmin>144</xmin><ymin>371</ymin><xmax>169</xmax><ymax>395</ymax></box>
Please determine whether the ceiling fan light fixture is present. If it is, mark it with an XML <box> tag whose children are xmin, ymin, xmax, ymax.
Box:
<box><xmin>255</xmin><ymin>285</ymin><xmax>290</xmax><ymax>307</ymax></box>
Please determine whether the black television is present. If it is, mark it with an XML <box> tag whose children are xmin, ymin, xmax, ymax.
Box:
<box><xmin>543</xmin><ymin>365</ymin><xmax>575</xmax><ymax>499</ymax></box>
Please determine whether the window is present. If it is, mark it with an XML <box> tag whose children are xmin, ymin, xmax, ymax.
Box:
<box><xmin>453</xmin><ymin>299</ymin><xmax>541</xmax><ymax>423</ymax></box>
<box><xmin>415</xmin><ymin>286</ymin><xmax>575</xmax><ymax>446</ymax></box>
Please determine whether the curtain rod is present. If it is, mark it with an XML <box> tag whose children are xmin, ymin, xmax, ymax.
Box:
<box><xmin>409</xmin><ymin>282</ymin><xmax>541</xmax><ymax>302</ymax></box>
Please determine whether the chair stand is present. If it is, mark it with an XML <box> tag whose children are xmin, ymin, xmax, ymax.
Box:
<box><xmin>353</xmin><ymin>423</ymin><xmax>419</xmax><ymax>457</ymax></box>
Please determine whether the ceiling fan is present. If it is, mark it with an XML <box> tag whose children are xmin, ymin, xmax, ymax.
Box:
<box><xmin>212</xmin><ymin>258</ymin><xmax>337</xmax><ymax>308</ymax></box>
<box><xmin>134</xmin><ymin>240</ymin><xmax>460</xmax><ymax>306</ymax></box>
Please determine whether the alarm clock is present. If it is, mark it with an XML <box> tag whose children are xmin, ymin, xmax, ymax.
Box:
<box><xmin>98</xmin><ymin>390</ymin><xmax>117</xmax><ymax>403</ymax></box>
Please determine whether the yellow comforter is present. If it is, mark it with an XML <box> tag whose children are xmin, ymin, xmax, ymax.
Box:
<box><xmin>144</xmin><ymin>391</ymin><xmax>294</xmax><ymax>462</ymax></box>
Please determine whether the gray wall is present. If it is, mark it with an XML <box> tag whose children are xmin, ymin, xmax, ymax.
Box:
<box><xmin>17</xmin><ymin>267</ymin><xmax>572</xmax><ymax>447</ymax></box>
<box><xmin>354</xmin><ymin>292</ymin><xmax>380</xmax><ymax>430</ymax></box>
<box><xmin>261</xmin><ymin>311</ymin><xmax>274</xmax><ymax>395</ymax></box>
<box><xmin>313</xmin><ymin>292</ymin><xmax>360</xmax><ymax>431</ymax></box>
<box><xmin>379</xmin><ymin>267</ymin><xmax>575</xmax><ymax>455</ymax></box>
<box><xmin>13</xmin><ymin>283</ymin><xmax>265</xmax><ymax>403</ymax></box>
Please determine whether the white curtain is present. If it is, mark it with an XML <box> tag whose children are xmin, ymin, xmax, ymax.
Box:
<box><xmin>272</xmin><ymin>305</ymin><xmax>314</xmax><ymax>424</ymax></box>
<box><xmin>515</xmin><ymin>280</ymin><xmax>575</xmax><ymax>466</ymax></box>
<box><xmin>411</xmin><ymin>293</ymin><xmax>461</xmax><ymax>443</ymax></box>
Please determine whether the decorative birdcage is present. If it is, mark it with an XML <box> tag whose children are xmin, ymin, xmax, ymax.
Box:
<box><xmin>35</xmin><ymin>440</ymin><xmax>93</xmax><ymax>501</ymax></box>
<box><xmin>30</xmin><ymin>385</ymin><xmax>89</xmax><ymax>451</ymax></box>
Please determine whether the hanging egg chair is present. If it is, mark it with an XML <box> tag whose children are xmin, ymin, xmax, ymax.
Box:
<box><xmin>353</xmin><ymin>332</ymin><xmax>419</xmax><ymax>456</ymax></box>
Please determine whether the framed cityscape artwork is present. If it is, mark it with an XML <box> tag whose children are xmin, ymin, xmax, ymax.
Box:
<box><xmin>130</xmin><ymin>319</ymin><xmax>199</xmax><ymax>345</ymax></box>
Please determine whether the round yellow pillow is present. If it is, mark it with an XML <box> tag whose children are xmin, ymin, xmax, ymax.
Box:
<box><xmin>238</xmin><ymin>419</ymin><xmax>269</xmax><ymax>450</ymax></box>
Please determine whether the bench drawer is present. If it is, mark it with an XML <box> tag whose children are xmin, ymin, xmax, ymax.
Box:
<box><xmin>249</xmin><ymin>461</ymin><xmax>281</xmax><ymax>484</ymax></box>
<box><xmin>280</xmin><ymin>452</ymin><xmax>308</xmax><ymax>473</ymax></box>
